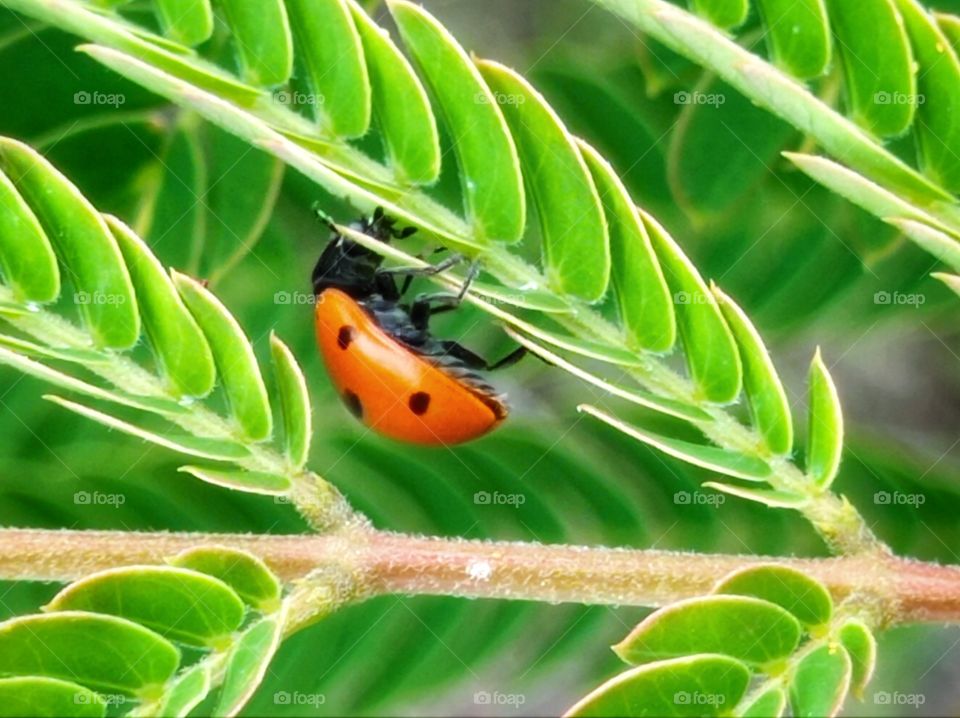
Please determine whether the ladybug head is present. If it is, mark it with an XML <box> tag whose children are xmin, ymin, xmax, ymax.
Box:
<box><xmin>311</xmin><ymin>207</ymin><xmax>417</xmax><ymax>298</ymax></box>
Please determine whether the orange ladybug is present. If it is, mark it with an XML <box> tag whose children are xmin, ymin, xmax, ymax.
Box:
<box><xmin>311</xmin><ymin>209</ymin><xmax>525</xmax><ymax>445</ymax></box>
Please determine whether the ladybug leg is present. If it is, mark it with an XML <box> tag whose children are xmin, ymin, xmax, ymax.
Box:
<box><xmin>437</xmin><ymin>342</ymin><xmax>528</xmax><ymax>371</ymax></box>
<box><xmin>408</xmin><ymin>262</ymin><xmax>480</xmax><ymax>329</ymax></box>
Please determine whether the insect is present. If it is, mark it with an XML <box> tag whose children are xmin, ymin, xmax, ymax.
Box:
<box><xmin>311</xmin><ymin>208</ymin><xmax>525</xmax><ymax>445</ymax></box>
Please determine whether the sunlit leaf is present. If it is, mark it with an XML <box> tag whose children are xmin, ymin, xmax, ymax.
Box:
<box><xmin>0</xmin><ymin>677</ymin><xmax>105</xmax><ymax>718</ymax></box>
<box><xmin>0</xmin><ymin>169</ymin><xmax>59</xmax><ymax>304</ymax></box>
<box><xmin>839</xmin><ymin>620</ymin><xmax>877</xmax><ymax>699</ymax></box>
<box><xmin>713</xmin><ymin>564</ymin><xmax>833</xmax><ymax>627</ymax></box>
<box><xmin>806</xmin><ymin>349</ymin><xmax>844</xmax><ymax>487</ymax></box>
<box><xmin>214</xmin><ymin>613</ymin><xmax>286</xmax><ymax>717</ymax></box>
<box><xmin>789</xmin><ymin>644</ymin><xmax>852</xmax><ymax>718</ymax></box>
<box><xmin>178</xmin><ymin>466</ymin><xmax>292</xmax><ymax>495</ymax></box>
<box><xmin>269</xmin><ymin>334</ymin><xmax>312</xmax><ymax>469</ymax></box>
<box><xmin>170</xmin><ymin>546</ymin><xmax>282</xmax><ymax>611</ymax></box>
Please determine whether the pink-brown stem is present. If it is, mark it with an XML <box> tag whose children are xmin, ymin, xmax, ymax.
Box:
<box><xmin>2</xmin><ymin>528</ymin><xmax>958</xmax><ymax>624</ymax></box>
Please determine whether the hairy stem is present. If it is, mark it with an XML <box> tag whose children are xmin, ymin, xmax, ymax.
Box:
<box><xmin>1</xmin><ymin>527</ymin><xmax>956</xmax><ymax>625</ymax></box>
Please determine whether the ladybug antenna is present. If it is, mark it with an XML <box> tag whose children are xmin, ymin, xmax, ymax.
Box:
<box><xmin>311</xmin><ymin>203</ymin><xmax>338</xmax><ymax>234</ymax></box>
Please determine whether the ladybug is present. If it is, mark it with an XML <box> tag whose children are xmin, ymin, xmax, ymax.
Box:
<box><xmin>311</xmin><ymin>208</ymin><xmax>525</xmax><ymax>445</ymax></box>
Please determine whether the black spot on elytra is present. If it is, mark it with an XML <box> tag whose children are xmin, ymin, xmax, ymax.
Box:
<box><xmin>408</xmin><ymin>391</ymin><xmax>431</xmax><ymax>415</ymax></box>
<box><xmin>342</xmin><ymin>390</ymin><xmax>363</xmax><ymax>419</ymax></box>
<box><xmin>337</xmin><ymin>325</ymin><xmax>356</xmax><ymax>350</ymax></box>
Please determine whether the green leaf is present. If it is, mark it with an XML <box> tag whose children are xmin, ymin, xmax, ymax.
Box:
<box><xmin>737</xmin><ymin>686</ymin><xmax>787</xmax><ymax>717</ymax></box>
<box><xmin>218</xmin><ymin>0</ymin><xmax>293</xmax><ymax>86</ymax></box>
<box><xmin>613</xmin><ymin>595</ymin><xmax>802</xmax><ymax>666</ymax></box>
<box><xmin>44</xmin><ymin>395</ymin><xmax>250</xmax><ymax>461</ymax></box>
<box><xmin>506</xmin><ymin>330</ymin><xmax>708</xmax><ymax>423</ymax></box>
<box><xmin>154</xmin><ymin>0</ymin><xmax>213</xmax><ymax>46</ymax></box>
<box><xmin>888</xmin><ymin>218</ymin><xmax>960</xmax><ymax>273</ymax></box>
<box><xmin>269</xmin><ymin>334</ymin><xmax>311</xmax><ymax>469</ymax></box>
<box><xmin>0</xmin><ymin>138</ymin><xmax>139</xmax><ymax>349</ymax></box>
<box><xmin>46</xmin><ymin>566</ymin><xmax>245</xmax><ymax>648</ymax></box>
<box><xmin>178</xmin><ymin>466</ymin><xmax>292</xmax><ymax>495</ymax></box>
<box><xmin>478</xmin><ymin>60</ymin><xmax>609</xmax><ymax>301</ymax></box>
<box><xmin>789</xmin><ymin>644</ymin><xmax>852</xmax><ymax>718</ymax></box>
<box><xmin>933</xmin><ymin>271</ymin><xmax>960</xmax><ymax>298</ymax></box>
<box><xmin>348</xmin><ymin>0</ymin><xmax>440</xmax><ymax>184</ymax></box>
<box><xmin>702</xmin><ymin>482</ymin><xmax>808</xmax><ymax>509</ymax></box>
<box><xmin>713</xmin><ymin>564</ymin><xmax>833</xmax><ymax>627</ymax></box>
<box><xmin>689</xmin><ymin>0</ymin><xmax>748</xmax><ymax>29</ymax></box>
<box><xmin>806</xmin><ymin>349</ymin><xmax>843</xmax><ymax>488</ymax></box>
<box><xmin>839</xmin><ymin>620</ymin><xmax>877</xmax><ymax>700</ymax></box>
<box><xmin>0</xmin><ymin>677</ymin><xmax>105</xmax><ymax>718</ymax></box>
<box><xmin>172</xmin><ymin>271</ymin><xmax>272</xmax><ymax>441</ymax></box>
<box><xmin>579</xmin><ymin>140</ymin><xmax>675</xmax><ymax>351</ymax></box>
<box><xmin>214</xmin><ymin>613</ymin><xmax>285</xmax><ymax>717</ymax></box>
<box><xmin>713</xmin><ymin>286</ymin><xmax>792</xmax><ymax>455</ymax></box>
<box><xmin>108</xmin><ymin>216</ymin><xmax>216</xmax><ymax>399</ymax></box>
<box><xmin>155</xmin><ymin>663</ymin><xmax>211</xmax><ymax>718</ymax></box>
<box><xmin>0</xmin><ymin>169</ymin><xmax>59</xmax><ymax>304</ymax></box>
<box><xmin>642</xmin><ymin>211</ymin><xmax>741</xmax><ymax>403</ymax></box>
<box><xmin>581</xmin><ymin>405</ymin><xmax>772</xmax><ymax>481</ymax></box>
<box><xmin>170</xmin><ymin>547</ymin><xmax>282</xmax><ymax>612</ymax></box>
<box><xmin>389</xmin><ymin>0</ymin><xmax>525</xmax><ymax>242</ymax></box>
<box><xmin>465</xmin><ymin>280</ymin><xmax>573</xmax><ymax>313</ymax></box>
<box><xmin>826</xmin><ymin>0</ymin><xmax>917</xmax><ymax>137</ymax></box>
<box><xmin>0</xmin><ymin>334</ymin><xmax>108</xmax><ymax>366</ymax></box>
<box><xmin>285</xmin><ymin>0</ymin><xmax>370</xmax><ymax>137</ymax></box>
<box><xmin>0</xmin><ymin>612</ymin><xmax>179</xmax><ymax>696</ymax></box>
<box><xmin>566</xmin><ymin>654</ymin><xmax>750</xmax><ymax>717</ymax></box>
<box><xmin>938</xmin><ymin>12</ymin><xmax>960</xmax><ymax>50</ymax></box>
<box><xmin>755</xmin><ymin>0</ymin><xmax>831</xmax><ymax>79</ymax></box>
<box><xmin>895</xmin><ymin>0</ymin><xmax>960</xmax><ymax>192</ymax></box>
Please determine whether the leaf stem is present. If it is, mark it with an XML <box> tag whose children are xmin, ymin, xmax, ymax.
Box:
<box><xmin>1</xmin><ymin>527</ymin><xmax>956</xmax><ymax>626</ymax></box>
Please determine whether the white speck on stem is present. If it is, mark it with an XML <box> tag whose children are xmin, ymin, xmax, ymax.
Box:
<box><xmin>467</xmin><ymin>560</ymin><xmax>493</xmax><ymax>581</ymax></box>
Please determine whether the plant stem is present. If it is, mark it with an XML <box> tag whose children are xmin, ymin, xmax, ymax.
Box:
<box><xmin>2</xmin><ymin>527</ymin><xmax>958</xmax><ymax>625</ymax></box>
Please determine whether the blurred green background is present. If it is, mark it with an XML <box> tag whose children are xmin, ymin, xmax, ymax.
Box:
<box><xmin>1</xmin><ymin>0</ymin><xmax>960</xmax><ymax>715</ymax></box>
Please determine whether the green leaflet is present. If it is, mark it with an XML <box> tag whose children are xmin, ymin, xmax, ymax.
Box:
<box><xmin>0</xmin><ymin>138</ymin><xmax>140</xmax><ymax>349</ymax></box>
<box><xmin>0</xmin><ymin>677</ymin><xmax>105</xmax><ymax>718</ymax></box>
<box><xmin>689</xmin><ymin>0</ymin><xmax>748</xmax><ymax>29</ymax></box>
<box><xmin>170</xmin><ymin>547</ymin><xmax>282</xmax><ymax>611</ymax></box>
<box><xmin>888</xmin><ymin>219</ymin><xmax>960</xmax><ymax>273</ymax></box>
<box><xmin>713</xmin><ymin>286</ymin><xmax>793</xmax><ymax>455</ymax></box>
<box><xmin>172</xmin><ymin>271</ymin><xmax>272</xmax><ymax>442</ymax></box>
<box><xmin>348</xmin><ymin>0</ymin><xmax>440</xmax><ymax>184</ymax></box>
<box><xmin>0</xmin><ymin>169</ymin><xmax>59</xmax><ymax>304</ymax></box>
<box><xmin>839</xmin><ymin>620</ymin><xmax>877</xmax><ymax>699</ymax></box>
<box><xmin>938</xmin><ymin>12</ymin><xmax>960</xmax><ymax>50</ymax></box>
<box><xmin>565</xmin><ymin>655</ymin><xmax>750</xmax><ymax>717</ymax></box>
<box><xmin>108</xmin><ymin>216</ymin><xmax>216</xmax><ymax>399</ymax></box>
<box><xmin>933</xmin><ymin>271</ymin><xmax>960</xmax><ymax>298</ymax></box>
<box><xmin>218</xmin><ymin>0</ymin><xmax>293</xmax><ymax>86</ymax></box>
<box><xmin>45</xmin><ymin>566</ymin><xmax>245</xmax><ymax>648</ymax></box>
<box><xmin>44</xmin><ymin>395</ymin><xmax>250</xmax><ymax>462</ymax></box>
<box><xmin>826</xmin><ymin>0</ymin><xmax>917</xmax><ymax>138</ymax></box>
<box><xmin>806</xmin><ymin>349</ymin><xmax>844</xmax><ymax>488</ymax></box>
<box><xmin>269</xmin><ymin>334</ymin><xmax>312</xmax><ymax>469</ymax></box>
<box><xmin>614</xmin><ymin>595</ymin><xmax>802</xmax><ymax>666</ymax></box>
<box><xmin>713</xmin><ymin>565</ymin><xmax>833</xmax><ymax>628</ymax></box>
<box><xmin>214</xmin><ymin>613</ymin><xmax>286</xmax><ymax>717</ymax></box>
<box><xmin>737</xmin><ymin>687</ymin><xmax>787</xmax><ymax>717</ymax></box>
<box><xmin>643</xmin><ymin>211</ymin><xmax>742</xmax><ymax>404</ymax></box>
<box><xmin>895</xmin><ymin>0</ymin><xmax>960</xmax><ymax>192</ymax></box>
<box><xmin>478</xmin><ymin>60</ymin><xmax>609</xmax><ymax>302</ymax></box>
<box><xmin>702</xmin><ymin>482</ymin><xmax>808</xmax><ymax>509</ymax></box>
<box><xmin>789</xmin><ymin>644</ymin><xmax>852</xmax><ymax>717</ymax></box>
<box><xmin>154</xmin><ymin>0</ymin><xmax>212</xmax><ymax>46</ymax></box>
<box><xmin>285</xmin><ymin>0</ymin><xmax>371</xmax><ymax>137</ymax></box>
<box><xmin>0</xmin><ymin>612</ymin><xmax>179</xmax><ymax>696</ymax></box>
<box><xmin>755</xmin><ymin>0</ymin><xmax>831</xmax><ymax>79</ymax></box>
<box><xmin>178</xmin><ymin>466</ymin><xmax>292</xmax><ymax>496</ymax></box>
<box><xmin>154</xmin><ymin>663</ymin><xmax>211</xmax><ymax>718</ymax></box>
<box><xmin>581</xmin><ymin>405</ymin><xmax>772</xmax><ymax>481</ymax></box>
<box><xmin>389</xmin><ymin>0</ymin><xmax>525</xmax><ymax>242</ymax></box>
<box><xmin>579</xmin><ymin>140</ymin><xmax>675</xmax><ymax>352</ymax></box>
